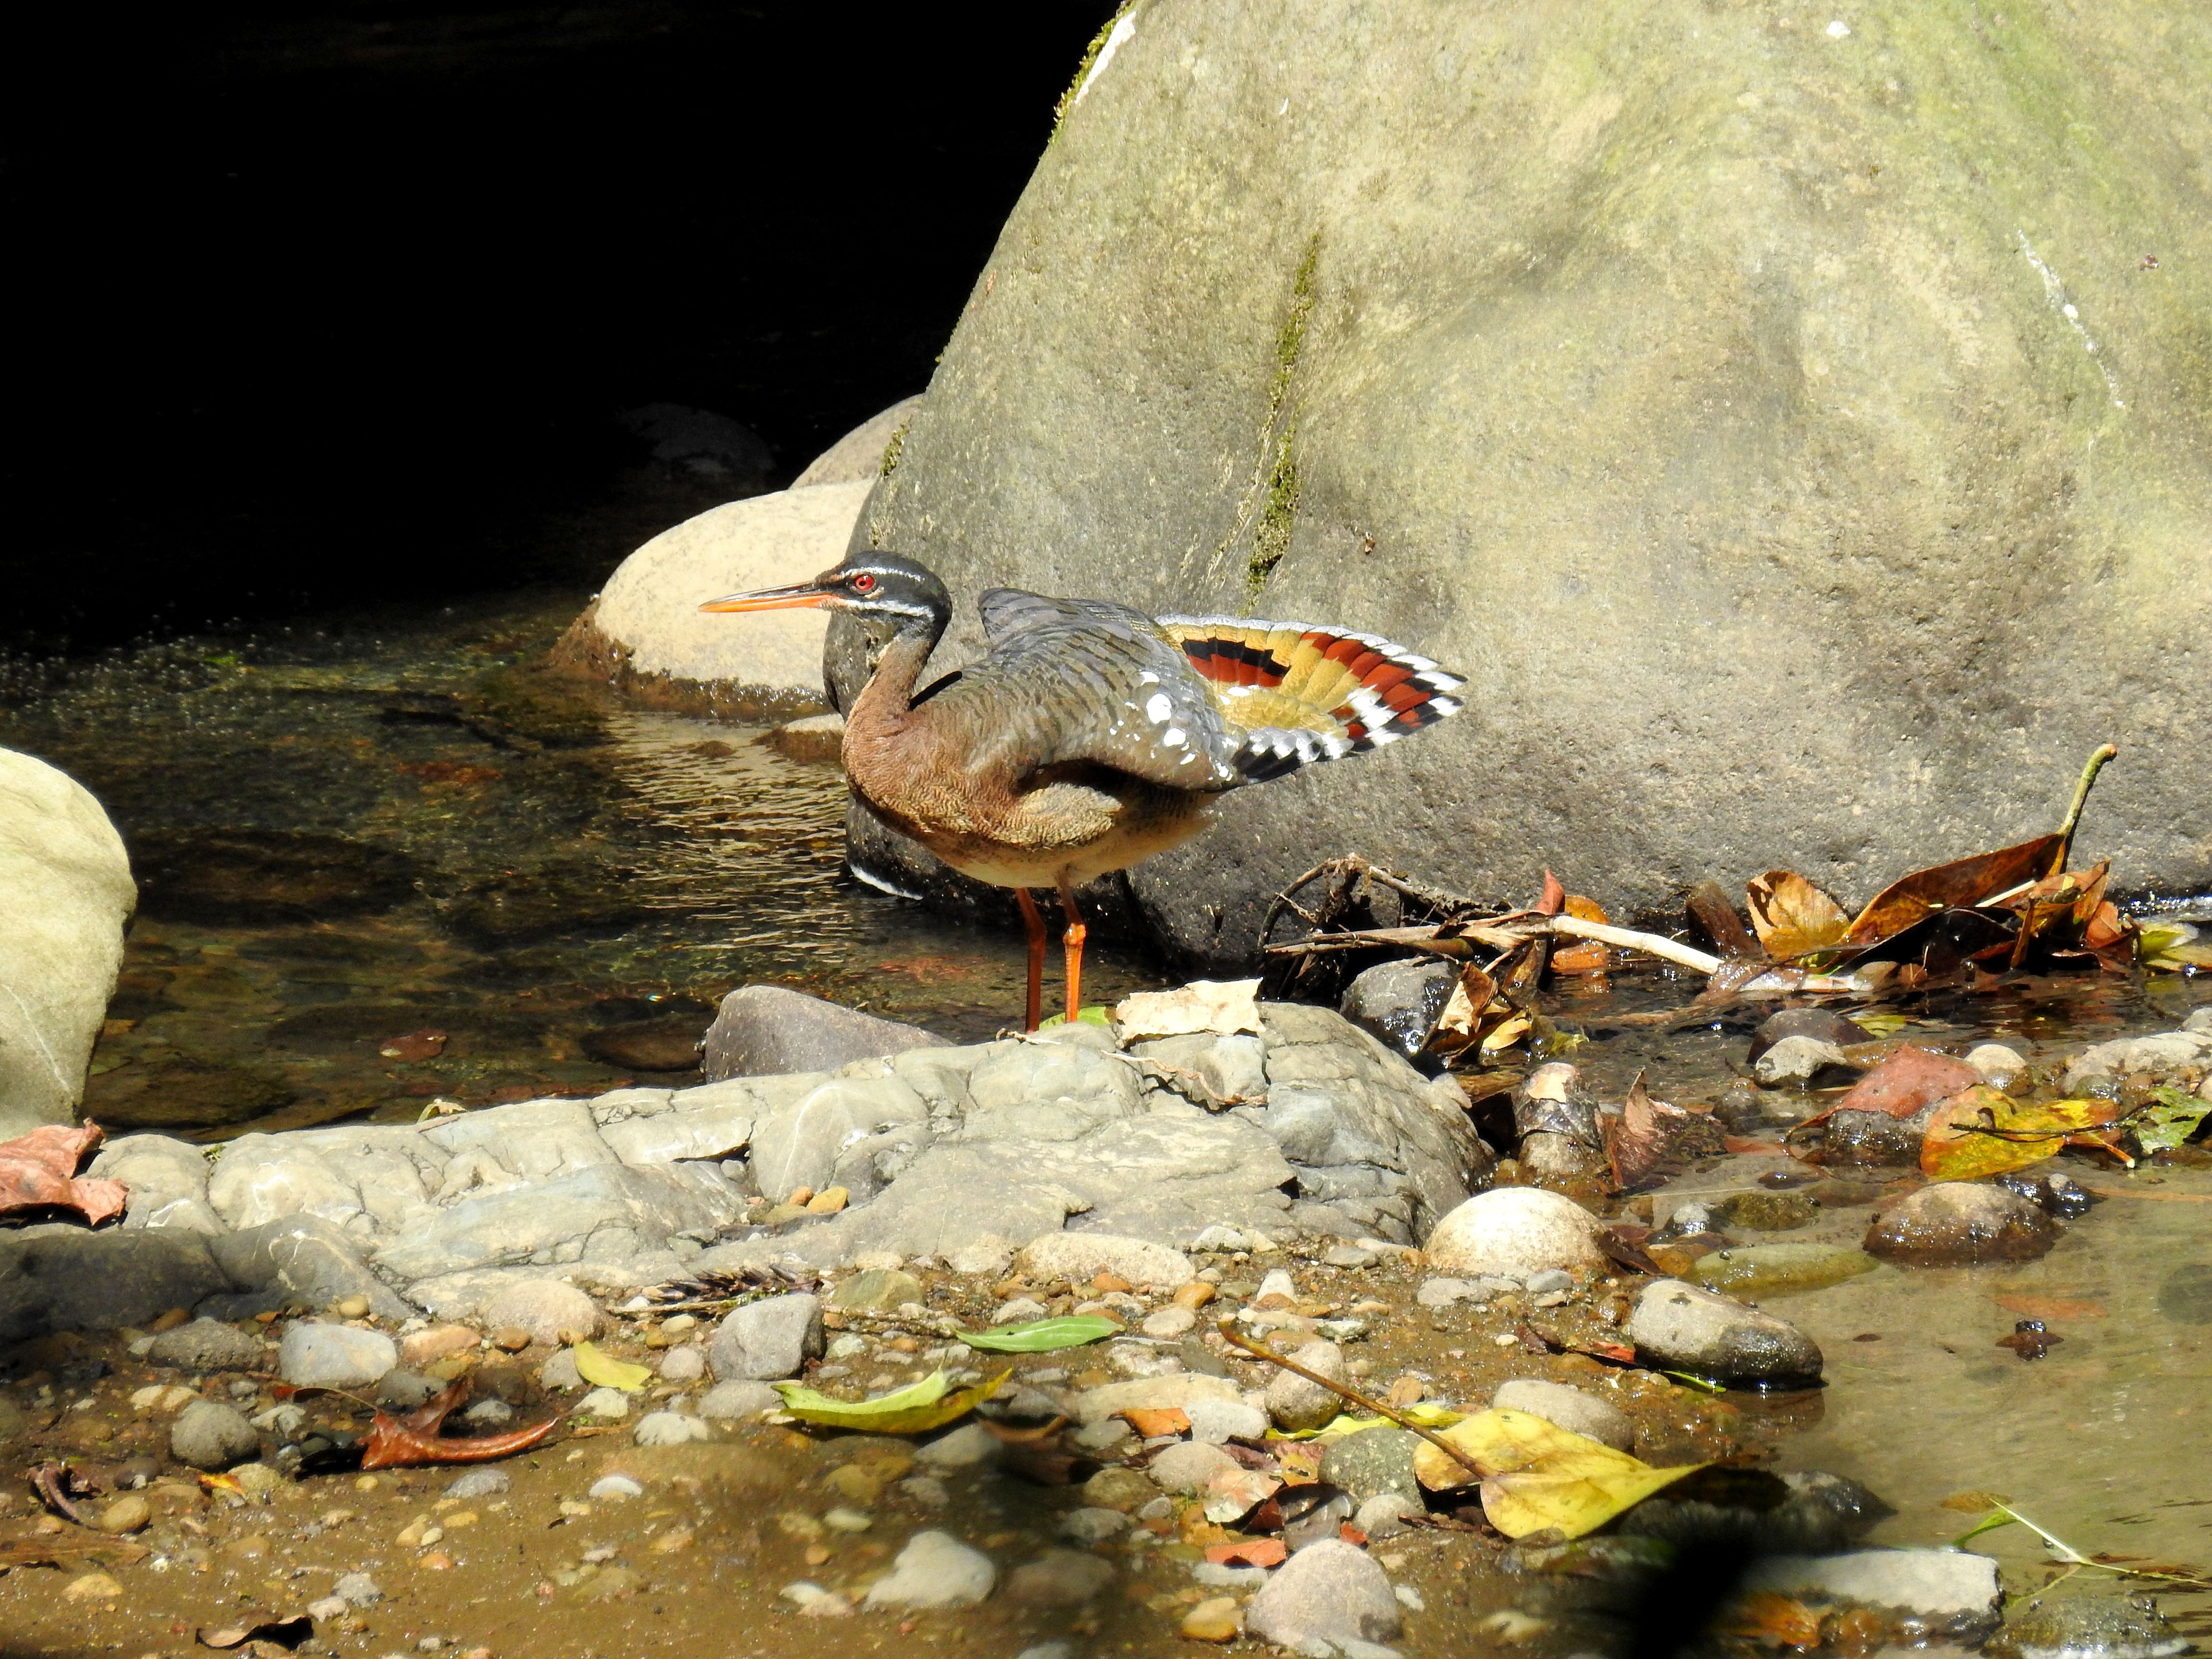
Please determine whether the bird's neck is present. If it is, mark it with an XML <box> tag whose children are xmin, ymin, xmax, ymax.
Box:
<box><xmin>847</xmin><ymin>614</ymin><xmax>945</xmax><ymax>735</ymax></box>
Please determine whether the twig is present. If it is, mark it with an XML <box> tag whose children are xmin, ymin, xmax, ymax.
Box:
<box><xmin>1214</xmin><ymin>1320</ymin><xmax>1485</xmax><ymax>1484</ymax></box>
<box><xmin>2051</xmin><ymin>743</ymin><xmax>2119</xmax><ymax>878</ymax></box>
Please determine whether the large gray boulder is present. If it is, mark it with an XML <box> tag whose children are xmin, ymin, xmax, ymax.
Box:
<box><xmin>837</xmin><ymin>1</ymin><xmax>2212</xmax><ymax>958</ymax></box>
<box><xmin>0</xmin><ymin>749</ymin><xmax>134</xmax><ymax>1135</ymax></box>
<box><xmin>792</xmin><ymin>396</ymin><xmax>923</xmax><ymax>489</ymax></box>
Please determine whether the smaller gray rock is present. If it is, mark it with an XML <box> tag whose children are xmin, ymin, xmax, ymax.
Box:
<box><xmin>481</xmin><ymin>1280</ymin><xmax>602</xmax><ymax>1346</ymax></box>
<box><xmin>860</xmin><ymin>1529</ymin><xmax>996</xmax><ymax>1608</ymax></box>
<box><xmin>915</xmin><ymin>1422</ymin><xmax>1000</xmax><ymax>1469</ymax></box>
<box><xmin>1522</xmin><ymin>1268</ymin><xmax>1574</xmax><ymax>1295</ymax></box>
<box><xmin>538</xmin><ymin>1348</ymin><xmax>583</xmax><ymax>1392</ymax></box>
<box><xmin>276</xmin><ymin>1322</ymin><xmax>398</xmax><ymax>1391</ymax></box>
<box><xmin>1629</xmin><ymin>1281</ymin><xmax>1823</xmax><ymax>1385</ymax></box>
<box><xmin>445</xmin><ymin>1468</ymin><xmax>511</xmax><ymax>1499</ymax></box>
<box><xmin>1340</xmin><ymin>958</ymin><xmax>1460</xmax><ymax>1057</ymax></box>
<box><xmin>658</xmin><ymin>1346</ymin><xmax>707</xmax><ymax>1382</ymax></box>
<box><xmin>1004</xmin><ymin>1547</ymin><xmax>1117</xmax><ymax>1604</ymax></box>
<box><xmin>1964</xmin><ymin>1043</ymin><xmax>2029</xmax><ymax>1083</ymax></box>
<box><xmin>634</xmin><ymin>1410</ymin><xmax>712</xmax><ymax>1446</ymax></box>
<box><xmin>1245</xmin><ymin>1537</ymin><xmax>1403</xmax><ymax>1650</ymax></box>
<box><xmin>1753</xmin><ymin>1034</ymin><xmax>1852</xmax><ymax>1086</ymax></box>
<box><xmin>147</xmin><ymin>1317</ymin><xmax>264</xmax><ymax>1372</ymax></box>
<box><xmin>1355</xmin><ymin>1491</ymin><xmax>1420</xmax><ymax>1540</ymax></box>
<box><xmin>375</xmin><ymin>1369</ymin><xmax>442</xmax><ymax>1408</ymax></box>
<box><xmin>170</xmin><ymin>1399</ymin><xmax>260</xmax><ymax>1470</ymax></box>
<box><xmin>462</xmin><ymin>1399</ymin><xmax>514</xmax><ymax>1428</ymax></box>
<box><xmin>1864</xmin><ymin>1183</ymin><xmax>2059</xmax><ymax>1265</ymax></box>
<box><xmin>210</xmin><ymin>1215</ymin><xmax>411</xmax><ymax>1323</ymax></box>
<box><xmin>697</xmin><ymin>1379</ymin><xmax>783</xmax><ymax>1419</ymax></box>
<box><xmin>708</xmin><ymin>1292</ymin><xmax>824</xmax><ymax>1380</ymax></box>
<box><xmin>333</xmin><ymin>1572</ymin><xmax>382</xmax><ymax>1607</ymax></box>
<box><xmin>1320</xmin><ymin>1426</ymin><xmax>1421</xmax><ymax>1503</ymax></box>
<box><xmin>1322</xmin><ymin>1243</ymin><xmax>1379</xmax><ymax>1268</ymax></box>
<box><xmin>1149</xmin><ymin>1440</ymin><xmax>1241</xmax><ymax>1492</ymax></box>
<box><xmin>1263</xmin><ymin>1340</ymin><xmax>1345</xmax><ymax>1432</ymax></box>
<box><xmin>1415</xmin><ymin>1274</ymin><xmax>1518</xmax><ymax>1308</ymax></box>
<box><xmin>589</xmin><ymin>1473</ymin><xmax>645</xmax><ymax>1500</ymax></box>
<box><xmin>1184</xmin><ymin>1397</ymin><xmax>1269</xmax><ymax>1444</ymax></box>
<box><xmin>1018</xmin><ymin>1232</ymin><xmax>1195</xmax><ymax>1289</ymax></box>
<box><xmin>701</xmin><ymin>985</ymin><xmax>948</xmax><ymax>1081</ymax></box>
<box><xmin>2001</xmin><ymin>1585</ymin><xmax>2188</xmax><ymax>1659</ymax></box>
<box><xmin>1493</xmin><ymin>1379</ymin><xmax>1635</xmax><ymax>1451</ymax></box>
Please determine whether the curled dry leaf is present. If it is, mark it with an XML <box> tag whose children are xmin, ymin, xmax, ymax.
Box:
<box><xmin>377</xmin><ymin>1029</ymin><xmax>447</xmax><ymax>1062</ymax></box>
<box><xmin>197</xmin><ymin>1616</ymin><xmax>314</xmax><ymax>1651</ymax></box>
<box><xmin>359</xmin><ymin>1380</ymin><xmax>562</xmax><ymax>1469</ymax></box>
<box><xmin>1744</xmin><ymin>870</ymin><xmax>1851</xmax><ymax>959</ymax></box>
<box><xmin>1843</xmin><ymin>833</ymin><xmax>2065</xmax><ymax>947</ymax></box>
<box><xmin>1686</xmin><ymin>881</ymin><xmax>1764</xmax><ymax>960</ymax></box>
<box><xmin>1602</xmin><ymin>1072</ymin><xmax>1728</xmax><ymax>1192</ymax></box>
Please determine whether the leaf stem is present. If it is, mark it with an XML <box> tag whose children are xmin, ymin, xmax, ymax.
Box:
<box><xmin>2052</xmin><ymin>744</ymin><xmax>2118</xmax><ymax>876</ymax></box>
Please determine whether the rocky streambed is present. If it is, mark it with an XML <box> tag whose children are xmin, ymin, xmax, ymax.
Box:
<box><xmin>3</xmin><ymin>990</ymin><xmax>2210</xmax><ymax>1659</ymax></box>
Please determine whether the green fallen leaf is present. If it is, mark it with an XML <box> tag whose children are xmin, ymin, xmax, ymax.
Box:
<box><xmin>2133</xmin><ymin>1085</ymin><xmax>2212</xmax><ymax>1155</ymax></box>
<box><xmin>1035</xmin><ymin>1006</ymin><xmax>1113</xmax><ymax>1029</ymax></box>
<box><xmin>572</xmin><ymin>1342</ymin><xmax>654</xmax><ymax>1393</ymax></box>
<box><xmin>1851</xmin><ymin>1013</ymin><xmax>1911</xmax><ymax>1038</ymax></box>
<box><xmin>960</xmin><ymin>1316</ymin><xmax>1121</xmax><ymax>1353</ymax></box>
<box><xmin>770</xmin><ymin>1369</ymin><xmax>1010</xmax><ymax>1433</ymax></box>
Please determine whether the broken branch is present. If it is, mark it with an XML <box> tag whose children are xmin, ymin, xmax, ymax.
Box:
<box><xmin>1215</xmin><ymin>1320</ymin><xmax>1485</xmax><ymax>1484</ymax></box>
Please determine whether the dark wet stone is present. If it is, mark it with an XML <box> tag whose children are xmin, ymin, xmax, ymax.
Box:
<box><xmin>1715</xmin><ymin>1190</ymin><xmax>1818</xmax><ymax>1231</ymax></box>
<box><xmin>1747</xmin><ymin>1008</ymin><xmax>1872</xmax><ymax>1067</ymax></box>
<box><xmin>2156</xmin><ymin>1262</ymin><xmax>2212</xmax><ymax>1325</ymax></box>
<box><xmin>581</xmin><ymin>1015</ymin><xmax>708</xmax><ymax>1072</ymax></box>
<box><xmin>1818</xmin><ymin>1101</ymin><xmax>1941</xmax><ymax>1167</ymax></box>
<box><xmin>82</xmin><ymin>1057</ymin><xmax>296</xmax><ymax>1129</ymax></box>
<box><xmin>440</xmin><ymin>863</ymin><xmax>652</xmax><ymax>945</ymax></box>
<box><xmin>1863</xmin><ymin>1182</ymin><xmax>2058</xmax><ymax>1265</ymax></box>
<box><xmin>1339</xmin><ymin>958</ymin><xmax>1459</xmax><ymax>1058</ymax></box>
<box><xmin>132</xmin><ymin>830</ymin><xmax>421</xmax><ymax>925</ymax></box>
<box><xmin>0</xmin><ymin>1227</ymin><xmax>233</xmax><ymax>1343</ymax></box>
<box><xmin>1999</xmin><ymin>1585</ymin><xmax>2186</xmax><ymax>1659</ymax></box>
<box><xmin>700</xmin><ymin>985</ymin><xmax>949</xmax><ymax>1080</ymax></box>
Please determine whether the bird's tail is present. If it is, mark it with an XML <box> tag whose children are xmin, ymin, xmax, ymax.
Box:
<box><xmin>1155</xmin><ymin>614</ymin><xmax>1466</xmax><ymax>783</ymax></box>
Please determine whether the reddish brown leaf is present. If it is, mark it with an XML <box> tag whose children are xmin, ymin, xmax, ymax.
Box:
<box><xmin>0</xmin><ymin>1122</ymin><xmax>126</xmax><ymax>1226</ymax></box>
<box><xmin>1603</xmin><ymin>1073</ymin><xmax>1728</xmax><ymax>1192</ymax></box>
<box><xmin>359</xmin><ymin>1382</ymin><xmax>559</xmax><ymax>1469</ymax></box>
<box><xmin>1538</xmin><ymin>870</ymin><xmax>1567</xmax><ymax>916</ymax></box>
<box><xmin>198</xmin><ymin>1616</ymin><xmax>313</xmax><ymax>1650</ymax></box>
<box><xmin>377</xmin><ymin>1029</ymin><xmax>448</xmax><ymax>1062</ymax></box>
<box><xmin>1995</xmin><ymin>1294</ymin><xmax>2106</xmax><ymax>1322</ymax></box>
<box><xmin>1686</xmin><ymin>881</ymin><xmax>1764</xmax><ymax>960</ymax></box>
<box><xmin>1120</xmin><ymin>1407</ymin><xmax>1190</xmax><ymax>1438</ymax></box>
<box><xmin>1562</xmin><ymin>894</ymin><xmax>1610</xmax><ymax>925</ymax></box>
<box><xmin>1205</xmin><ymin>1538</ymin><xmax>1286</xmax><ymax>1568</ymax></box>
<box><xmin>1550</xmin><ymin>941</ymin><xmax>1611</xmax><ymax>976</ymax></box>
<box><xmin>1800</xmin><ymin>1046</ymin><xmax>1981</xmax><ymax>1128</ymax></box>
<box><xmin>1843</xmin><ymin>834</ymin><xmax>2064</xmax><ymax>945</ymax></box>
<box><xmin>1744</xmin><ymin>870</ymin><xmax>1851</xmax><ymax>959</ymax></box>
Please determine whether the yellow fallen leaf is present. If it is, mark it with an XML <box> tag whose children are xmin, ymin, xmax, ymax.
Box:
<box><xmin>1411</xmin><ymin>1407</ymin><xmax>1705</xmax><ymax>1539</ymax></box>
<box><xmin>1920</xmin><ymin>1089</ymin><xmax>2120</xmax><ymax>1181</ymax></box>
<box><xmin>572</xmin><ymin>1342</ymin><xmax>654</xmax><ymax>1393</ymax></box>
<box><xmin>770</xmin><ymin>1369</ymin><xmax>1010</xmax><ymax>1434</ymax></box>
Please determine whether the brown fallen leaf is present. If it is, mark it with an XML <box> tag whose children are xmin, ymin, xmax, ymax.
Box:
<box><xmin>1686</xmin><ymin>881</ymin><xmax>1764</xmax><ymax>960</ymax></box>
<box><xmin>1204</xmin><ymin>1538</ymin><xmax>1286</xmax><ymax>1568</ymax></box>
<box><xmin>1744</xmin><ymin>870</ymin><xmax>1852</xmax><ymax>960</ymax></box>
<box><xmin>358</xmin><ymin>1381</ymin><xmax>561</xmax><ymax>1470</ymax></box>
<box><xmin>1603</xmin><ymin>1072</ymin><xmax>1729</xmax><ymax>1192</ymax></box>
<box><xmin>0</xmin><ymin>1123</ymin><xmax>127</xmax><ymax>1227</ymax></box>
<box><xmin>1843</xmin><ymin>834</ymin><xmax>2067</xmax><ymax>947</ymax></box>
<box><xmin>1800</xmin><ymin>1046</ymin><xmax>1981</xmax><ymax>1129</ymax></box>
<box><xmin>1993</xmin><ymin>1294</ymin><xmax>2106</xmax><ymax>1322</ymax></box>
<box><xmin>0</xmin><ymin>1534</ymin><xmax>150</xmax><ymax>1572</ymax></box>
<box><xmin>1724</xmin><ymin>1591</ymin><xmax>1824</xmax><ymax>1648</ymax></box>
<box><xmin>377</xmin><ymin>1029</ymin><xmax>448</xmax><ymax>1062</ymax></box>
<box><xmin>30</xmin><ymin>1460</ymin><xmax>98</xmax><ymax>1523</ymax></box>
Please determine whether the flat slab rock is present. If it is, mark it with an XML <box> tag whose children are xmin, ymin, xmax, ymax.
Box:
<box><xmin>52</xmin><ymin>998</ymin><xmax>1490</xmax><ymax>1321</ymax></box>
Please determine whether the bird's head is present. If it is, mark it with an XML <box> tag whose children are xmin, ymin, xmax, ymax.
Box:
<box><xmin>698</xmin><ymin>552</ymin><xmax>950</xmax><ymax>633</ymax></box>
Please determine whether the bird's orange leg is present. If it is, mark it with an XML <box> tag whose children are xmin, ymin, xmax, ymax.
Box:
<box><xmin>1016</xmin><ymin>888</ymin><xmax>1047</xmax><ymax>1032</ymax></box>
<box><xmin>1057</xmin><ymin>875</ymin><xmax>1088</xmax><ymax>1025</ymax></box>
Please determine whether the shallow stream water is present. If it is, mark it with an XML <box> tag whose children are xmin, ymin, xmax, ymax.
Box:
<box><xmin>4</xmin><ymin>591</ymin><xmax>2210</xmax><ymax>1652</ymax></box>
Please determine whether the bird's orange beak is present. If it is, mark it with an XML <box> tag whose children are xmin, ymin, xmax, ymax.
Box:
<box><xmin>698</xmin><ymin>580</ymin><xmax>830</xmax><ymax>613</ymax></box>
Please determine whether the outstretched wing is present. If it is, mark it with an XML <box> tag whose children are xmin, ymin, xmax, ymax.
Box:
<box><xmin>1156</xmin><ymin>613</ymin><xmax>1466</xmax><ymax>782</ymax></box>
<box><xmin>942</xmin><ymin>589</ymin><xmax>1244</xmax><ymax>790</ymax></box>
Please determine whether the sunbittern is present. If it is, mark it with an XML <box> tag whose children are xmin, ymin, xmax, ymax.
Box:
<box><xmin>702</xmin><ymin>553</ymin><xmax>1465</xmax><ymax>1029</ymax></box>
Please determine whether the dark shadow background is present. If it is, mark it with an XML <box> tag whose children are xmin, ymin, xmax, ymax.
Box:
<box><xmin>3</xmin><ymin>1</ymin><xmax>1118</xmax><ymax>651</ymax></box>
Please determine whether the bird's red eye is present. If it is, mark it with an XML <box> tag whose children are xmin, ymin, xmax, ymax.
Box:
<box><xmin>850</xmin><ymin>573</ymin><xmax>876</xmax><ymax>593</ymax></box>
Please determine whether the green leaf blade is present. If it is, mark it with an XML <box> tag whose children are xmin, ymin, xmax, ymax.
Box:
<box><xmin>960</xmin><ymin>1315</ymin><xmax>1122</xmax><ymax>1354</ymax></box>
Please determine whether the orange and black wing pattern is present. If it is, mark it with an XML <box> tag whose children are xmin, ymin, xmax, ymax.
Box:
<box><xmin>1155</xmin><ymin>615</ymin><xmax>1465</xmax><ymax>783</ymax></box>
